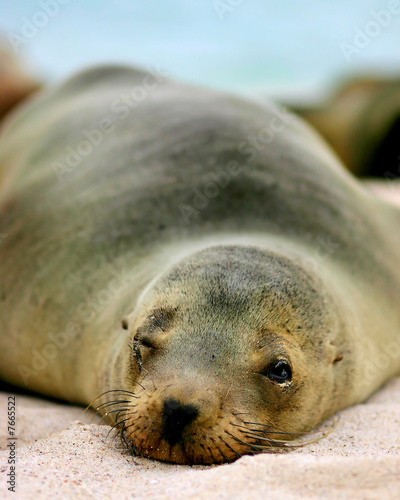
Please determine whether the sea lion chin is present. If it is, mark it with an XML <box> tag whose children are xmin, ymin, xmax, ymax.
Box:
<box><xmin>106</xmin><ymin>245</ymin><xmax>348</xmax><ymax>464</ymax></box>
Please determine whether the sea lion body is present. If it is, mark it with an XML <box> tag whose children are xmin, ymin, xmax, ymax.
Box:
<box><xmin>0</xmin><ymin>66</ymin><xmax>399</xmax><ymax>464</ymax></box>
<box><xmin>0</xmin><ymin>47</ymin><xmax>40</xmax><ymax>123</ymax></box>
<box><xmin>295</xmin><ymin>76</ymin><xmax>400</xmax><ymax>177</ymax></box>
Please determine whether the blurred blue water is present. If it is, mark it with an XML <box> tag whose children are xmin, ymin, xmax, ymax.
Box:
<box><xmin>1</xmin><ymin>0</ymin><xmax>400</xmax><ymax>101</ymax></box>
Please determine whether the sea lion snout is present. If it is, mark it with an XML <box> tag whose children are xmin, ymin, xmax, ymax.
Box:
<box><xmin>157</xmin><ymin>379</ymin><xmax>221</xmax><ymax>425</ymax></box>
<box><xmin>120</xmin><ymin>375</ymin><xmax>231</xmax><ymax>464</ymax></box>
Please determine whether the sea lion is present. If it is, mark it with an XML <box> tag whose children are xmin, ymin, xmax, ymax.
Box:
<box><xmin>294</xmin><ymin>76</ymin><xmax>400</xmax><ymax>177</ymax></box>
<box><xmin>0</xmin><ymin>46</ymin><xmax>40</xmax><ymax>123</ymax></box>
<box><xmin>0</xmin><ymin>65</ymin><xmax>399</xmax><ymax>465</ymax></box>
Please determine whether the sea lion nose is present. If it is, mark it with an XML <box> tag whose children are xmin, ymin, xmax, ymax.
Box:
<box><xmin>162</xmin><ymin>398</ymin><xmax>199</xmax><ymax>446</ymax></box>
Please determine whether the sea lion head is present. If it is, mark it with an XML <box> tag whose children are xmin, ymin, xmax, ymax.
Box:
<box><xmin>112</xmin><ymin>245</ymin><xmax>349</xmax><ymax>464</ymax></box>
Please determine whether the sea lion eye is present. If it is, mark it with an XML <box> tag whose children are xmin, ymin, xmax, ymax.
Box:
<box><xmin>132</xmin><ymin>333</ymin><xmax>156</xmax><ymax>373</ymax></box>
<box><xmin>134</xmin><ymin>333</ymin><xmax>156</xmax><ymax>350</ymax></box>
<box><xmin>264</xmin><ymin>360</ymin><xmax>292</xmax><ymax>384</ymax></box>
<box><xmin>139</xmin><ymin>336</ymin><xmax>155</xmax><ymax>349</ymax></box>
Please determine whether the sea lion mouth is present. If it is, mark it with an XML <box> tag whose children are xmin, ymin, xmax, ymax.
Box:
<box><xmin>96</xmin><ymin>388</ymin><xmax>303</xmax><ymax>465</ymax></box>
<box><xmin>119</xmin><ymin>412</ymin><xmax>303</xmax><ymax>465</ymax></box>
<box><xmin>118</xmin><ymin>385</ymin><xmax>249</xmax><ymax>464</ymax></box>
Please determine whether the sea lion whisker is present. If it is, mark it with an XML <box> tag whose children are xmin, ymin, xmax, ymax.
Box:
<box><xmin>125</xmin><ymin>424</ymin><xmax>143</xmax><ymax>441</ymax></box>
<box><xmin>215</xmin><ymin>443</ymin><xmax>231</xmax><ymax>463</ymax></box>
<box><xmin>209</xmin><ymin>437</ymin><xmax>229</xmax><ymax>462</ymax></box>
<box><xmin>134</xmin><ymin>381</ymin><xmax>147</xmax><ymax>392</ymax></box>
<box><xmin>94</xmin><ymin>402</ymin><xmax>137</xmax><ymax>419</ymax></box>
<box><xmin>233</xmin><ymin>423</ymin><xmax>302</xmax><ymax>437</ymax></box>
<box><xmin>242</xmin><ymin>433</ymin><xmax>291</xmax><ymax>446</ymax></box>
<box><xmin>98</xmin><ymin>408</ymin><xmax>130</xmax><ymax>426</ymax></box>
<box><xmin>223</xmin><ymin>382</ymin><xmax>234</xmax><ymax>401</ymax></box>
<box><xmin>120</xmin><ymin>428</ymin><xmax>141</xmax><ymax>456</ymax></box>
<box><xmin>84</xmin><ymin>400</ymin><xmax>130</xmax><ymax>424</ymax></box>
<box><xmin>245</xmin><ymin>442</ymin><xmax>291</xmax><ymax>450</ymax></box>
<box><xmin>89</xmin><ymin>389</ymin><xmax>139</xmax><ymax>405</ymax></box>
<box><xmin>180</xmin><ymin>439</ymin><xmax>192</xmax><ymax>464</ymax></box>
<box><xmin>245</xmin><ymin>431</ymin><xmax>321</xmax><ymax>449</ymax></box>
<box><xmin>241</xmin><ymin>420</ymin><xmax>308</xmax><ymax>435</ymax></box>
<box><xmin>232</xmin><ymin>411</ymin><xmax>253</xmax><ymax>417</ymax></box>
<box><xmin>114</xmin><ymin>416</ymin><xmax>131</xmax><ymax>428</ymax></box>
<box><xmin>95</xmin><ymin>399</ymin><xmax>133</xmax><ymax>412</ymax></box>
<box><xmin>111</xmin><ymin>410</ymin><xmax>138</xmax><ymax>430</ymax></box>
<box><xmin>220</xmin><ymin>437</ymin><xmax>242</xmax><ymax>459</ymax></box>
<box><xmin>94</xmin><ymin>405</ymin><xmax>137</xmax><ymax>423</ymax></box>
<box><xmin>88</xmin><ymin>400</ymin><xmax>137</xmax><ymax>425</ymax></box>
<box><xmin>224</xmin><ymin>430</ymin><xmax>270</xmax><ymax>452</ymax></box>
<box><xmin>141</xmin><ymin>367</ymin><xmax>157</xmax><ymax>391</ymax></box>
<box><xmin>121</xmin><ymin>416</ymin><xmax>142</xmax><ymax>434</ymax></box>
<box><xmin>84</xmin><ymin>392</ymin><xmax>138</xmax><ymax>418</ymax></box>
<box><xmin>102</xmin><ymin>407</ymin><xmax>130</xmax><ymax>417</ymax></box>
<box><xmin>192</xmin><ymin>445</ymin><xmax>204</xmax><ymax>465</ymax></box>
<box><xmin>233</xmin><ymin>421</ymin><xmax>276</xmax><ymax>431</ymax></box>
<box><xmin>206</xmin><ymin>445</ymin><xmax>216</xmax><ymax>464</ymax></box>
<box><xmin>107</xmin><ymin>417</ymin><xmax>132</xmax><ymax>439</ymax></box>
<box><xmin>159</xmin><ymin>383</ymin><xmax>178</xmax><ymax>393</ymax></box>
<box><xmin>237</xmin><ymin>428</ymin><xmax>289</xmax><ymax>440</ymax></box>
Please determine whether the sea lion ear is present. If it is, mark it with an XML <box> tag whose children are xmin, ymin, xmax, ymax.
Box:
<box><xmin>121</xmin><ymin>317</ymin><xmax>129</xmax><ymax>330</ymax></box>
<box><xmin>327</xmin><ymin>342</ymin><xmax>344</xmax><ymax>364</ymax></box>
<box><xmin>333</xmin><ymin>351</ymin><xmax>344</xmax><ymax>363</ymax></box>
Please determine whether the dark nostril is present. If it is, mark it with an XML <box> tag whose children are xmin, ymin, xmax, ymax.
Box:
<box><xmin>163</xmin><ymin>398</ymin><xmax>180</xmax><ymax>416</ymax></box>
<box><xmin>162</xmin><ymin>398</ymin><xmax>199</xmax><ymax>446</ymax></box>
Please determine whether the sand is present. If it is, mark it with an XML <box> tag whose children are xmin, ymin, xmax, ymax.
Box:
<box><xmin>0</xmin><ymin>378</ymin><xmax>399</xmax><ymax>499</ymax></box>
